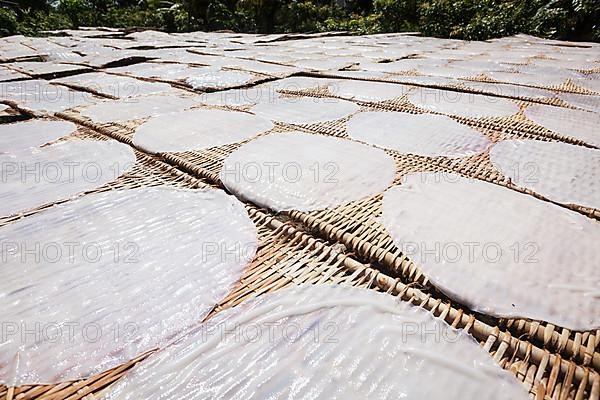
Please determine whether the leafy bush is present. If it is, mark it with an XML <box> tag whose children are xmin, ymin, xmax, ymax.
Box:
<box><xmin>1</xmin><ymin>0</ymin><xmax>598</xmax><ymax>42</ymax></box>
<box><xmin>56</xmin><ymin>0</ymin><xmax>96</xmax><ymax>28</ymax></box>
<box><xmin>12</xmin><ymin>10</ymin><xmax>73</xmax><ymax>36</ymax></box>
<box><xmin>320</xmin><ymin>13</ymin><xmax>381</xmax><ymax>34</ymax></box>
<box><xmin>233</xmin><ymin>5</ymin><xmax>258</xmax><ymax>32</ymax></box>
<box><xmin>103</xmin><ymin>7</ymin><xmax>164</xmax><ymax>29</ymax></box>
<box><xmin>0</xmin><ymin>8</ymin><xmax>18</xmax><ymax>36</ymax></box>
<box><xmin>159</xmin><ymin>4</ymin><xmax>190</xmax><ymax>32</ymax></box>
<box><xmin>451</xmin><ymin>0</ymin><xmax>525</xmax><ymax>40</ymax></box>
<box><xmin>206</xmin><ymin>0</ymin><xmax>236</xmax><ymax>30</ymax></box>
<box><xmin>374</xmin><ymin>0</ymin><xmax>418</xmax><ymax>32</ymax></box>
<box><xmin>275</xmin><ymin>1</ymin><xmax>335</xmax><ymax>32</ymax></box>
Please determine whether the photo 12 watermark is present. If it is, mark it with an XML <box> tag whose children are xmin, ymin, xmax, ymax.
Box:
<box><xmin>1</xmin><ymin>241</ymin><xmax>140</xmax><ymax>264</ymax></box>
<box><xmin>1</xmin><ymin>321</ymin><xmax>140</xmax><ymax>345</ymax></box>
<box><xmin>1</xmin><ymin>161</ymin><xmax>135</xmax><ymax>184</ymax></box>
<box><xmin>198</xmin><ymin>80</ymin><xmax>343</xmax><ymax>105</ymax></box>
<box><xmin>221</xmin><ymin>161</ymin><xmax>339</xmax><ymax>184</ymax></box>
<box><xmin>400</xmin><ymin>241</ymin><xmax>540</xmax><ymax>265</ymax></box>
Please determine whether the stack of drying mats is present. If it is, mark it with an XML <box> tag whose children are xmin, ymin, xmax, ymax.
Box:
<box><xmin>1</xmin><ymin>29</ymin><xmax>599</xmax><ymax>400</ymax></box>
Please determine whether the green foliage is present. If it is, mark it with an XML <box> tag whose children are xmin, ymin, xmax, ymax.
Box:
<box><xmin>420</xmin><ymin>0</ymin><xmax>525</xmax><ymax>40</ymax></box>
<box><xmin>206</xmin><ymin>0</ymin><xmax>235</xmax><ymax>30</ymax></box>
<box><xmin>18</xmin><ymin>10</ymin><xmax>72</xmax><ymax>35</ymax></box>
<box><xmin>56</xmin><ymin>0</ymin><xmax>95</xmax><ymax>27</ymax></box>
<box><xmin>1</xmin><ymin>0</ymin><xmax>598</xmax><ymax>42</ymax></box>
<box><xmin>420</xmin><ymin>0</ymin><xmax>477</xmax><ymax>38</ymax></box>
<box><xmin>527</xmin><ymin>0</ymin><xmax>600</xmax><ymax>40</ymax></box>
<box><xmin>102</xmin><ymin>6</ymin><xmax>164</xmax><ymax>30</ymax></box>
<box><xmin>374</xmin><ymin>0</ymin><xmax>418</xmax><ymax>32</ymax></box>
<box><xmin>275</xmin><ymin>1</ymin><xmax>336</xmax><ymax>33</ymax></box>
<box><xmin>320</xmin><ymin>13</ymin><xmax>381</xmax><ymax>34</ymax></box>
<box><xmin>158</xmin><ymin>4</ymin><xmax>190</xmax><ymax>32</ymax></box>
<box><xmin>0</xmin><ymin>8</ymin><xmax>18</xmax><ymax>36</ymax></box>
<box><xmin>417</xmin><ymin>0</ymin><xmax>597</xmax><ymax>41</ymax></box>
<box><xmin>232</xmin><ymin>4</ymin><xmax>257</xmax><ymax>32</ymax></box>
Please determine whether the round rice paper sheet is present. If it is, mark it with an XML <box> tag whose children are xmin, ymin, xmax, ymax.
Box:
<box><xmin>0</xmin><ymin>187</ymin><xmax>257</xmax><ymax>385</ymax></box>
<box><xmin>102</xmin><ymin>284</ymin><xmax>530</xmax><ymax>400</ymax></box>
<box><xmin>382</xmin><ymin>173</ymin><xmax>600</xmax><ymax>331</ymax></box>
<box><xmin>220</xmin><ymin>132</ymin><xmax>396</xmax><ymax>211</ymax></box>
<box><xmin>0</xmin><ymin>139</ymin><xmax>135</xmax><ymax>217</ymax></box>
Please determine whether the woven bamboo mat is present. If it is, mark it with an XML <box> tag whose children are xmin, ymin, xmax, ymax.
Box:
<box><xmin>55</xmin><ymin>88</ymin><xmax>600</xmax><ymax>221</ymax></box>
<box><xmin>5</xmin><ymin>220</ymin><xmax>600</xmax><ymax>399</ymax></box>
<box><xmin>0</xmin><ymin>108</ymin><xmax>29</xmax><ymax>124</ymax></box>
<box><xmin>48</xmin><ymin>81</ymin><xmax>121</xmax><ymax>101</ymax></box>
<box><xmin>52</xmin><ymin>99</ymin><xmax>600</xmax><ymax>375</ymax></box>
<box><xmin>271</xmin><ymin>88</ymin><xmax>600</xmax><ymax>219</ymax></box>
<box><xmin>0</xmin><ymin>123</ymin><xmax>208</xmax><ymax>228</ymax></box>
<box><xmin>103</xmin><ymin>63</ymin><xmax>275</xmax><ymax>93</ymax></box>
<box><xmin>277</xmin><ymin>84</ymin><xmax>597</xmax><ymax>147</ymax></box>
<box><xmin>313</xmin><ymin>69</ymin><xmax>600</xmax><ymax>101</ymax></box>
<box><xmin>314</xmin><ymin>71</ymin><xmax>593</xmax><ymax>106</ymax></box>
<box><xmin>461</xmin><ymin>75</ymin><xmax>600</xmax><ymax>96</ymax></box>
<box><xmin>2</xmin><ymin>45</ymin><xmax>599</xmax><ymax>395</ymax></box>
<box><xmin>2</xmin><ymin>64</ymin><xmax>93</xmax><ymax>81</ymax></box>
<box><xmin>0</xmin><ymin>120</ymin><xmax>597</xmax><ymax>399</ymax></box>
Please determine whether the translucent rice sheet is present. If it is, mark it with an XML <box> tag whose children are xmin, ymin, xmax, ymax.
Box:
<box><xmin>576</xmin><ymin>78</ymin><xmax>600</xmax><ymax>93</ymax></box>
<box><xmin>186</xmin><ymin>69</ymin><xmax>255</xmax><ymax>90</ymax></box>
<box><xmin>328</xmin><ymin>79</ymin><xmax>411</xmax><ymax>102</ymax></box>
<box><xmin>382</xmin><ymin>173</ymin><xmax>600</xmax><ymax>331</ymax></box>
<box><xmin>109</xmin><ymin>62</ymin><xmax>204</xmax><ymax>80</ymax></box>
<box><xmin>103</xmin><ymin>284</ymin><xmax>530</xmax><ymax>400</ymax></box>
<box><xmin>490</xmin><ymin>140</ymin><xmax>600</xmax><ymax>210</ymax></box>
<box><xmin>251</xmin><ymin>95</ymin><xmax>359</xmax><ymax>125</ymax></box>
<box><xmin>524</xmin><ymin>104</ymin><xmax>600</xmax><ymax>147</ymax></box>
<box><xmin>408</xmin><ymin>88</ymin><xmax>520</xmax><ymax>119</ymax></box>
<box><xmin>0</xmin><ymin>120</ymin><xmax>77</xmax><ymax>153</ymax></box>
<box><xmin>557</xmin><ymin>92</ymin><xmax>600</xmax><ymax>113</ymax></box>
<box><xmin>53</xmin><ymin>72</ymin><xmax>171</xmax><ymax>98</ymax></box>
<box><xmin>221</xmin><ymin>132</ymin><xmax>396</xmax><ymax>211</ymax></box>
<box><xmin>347</xmin><ymin>112</ymin><xmax>490</xmax><ymax>158</ymax></box>
<box><xmin>80</xmin><ymin>94</ymin><xmax>198</xmax><ymax>123</ymax></box>
<box><xmin>291</xmin><ymin>58</ymin><xmax>357</xmax><ymax>71</ymax></box>
<box><xmin>7</xmin><ymin>61</ymin><xmax>87</xmax><ymax>76</ymax></box>
<box><xmin>459</xmin><ymin>81</ymin><xmax>555</xmax><ymax>101</ymax></box>
<box><xmin>486</xmin><ymin>71</ymin><xmax>569</xmax><ymax>87</ymax></box>
<box><xmin>328</xmin><ymin>70</ymin><xmax>387</xmax><ymax>80</ymax></box>
<box><xmin>0</xmin><ymin>139</ymin><xmax>135</xmax><ymax>217</ymax></box>
<box><xmin>217</xmin><ymin>58</ymin><xmax>300</xmax><ymax>77</ymax></box>
<box><xmin>0</xmin><ymin>80</ymin><xmax>95</xmax><ymax>113</ymax></box>
<box><xmin>0</xmin><ymin>66</ymin><xmax>28</xmax><ymax>82</ymax></box>
<box><xmin>0</xmin><ymin>187</ymin><xmax>257</xmax><ymax>385</ymax></box>
<box><xmin>133</xmin><ymin>109</ymin><xmax>273</xmax><ymax>154</ymax></box>
<box><xmin>197</xmin><ymin>85</ymin><xmax>277</xmax><ymax>107</ymax></box>
<box><xmin>390</xmin><ymin>75</ymin><xmax>462</xmax><ymax>87</ymax></box>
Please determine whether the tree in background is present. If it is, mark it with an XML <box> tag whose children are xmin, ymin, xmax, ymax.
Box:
<box><xmin>1</xmin><ymin>0</ymin><xmax>598</xmax><ymax>41</ymax></box>
<box><xmin>375</xmin><ymin>0</ymin><xmax>418</xmax><ymax>32</ymax></box>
